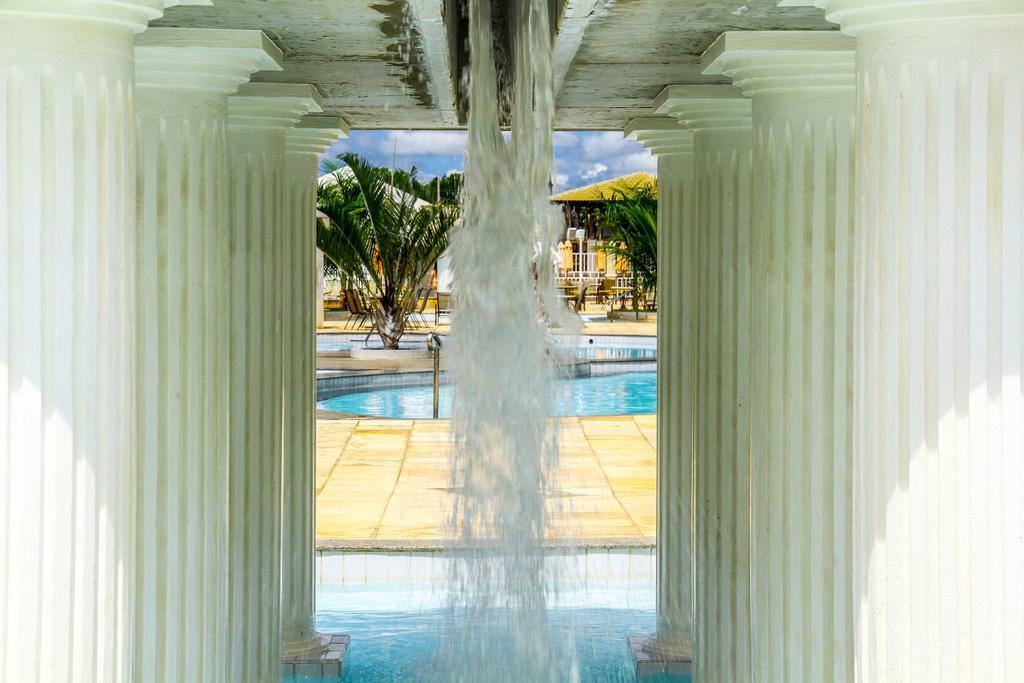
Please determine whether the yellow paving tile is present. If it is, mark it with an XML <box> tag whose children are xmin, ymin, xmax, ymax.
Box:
<box><xmin>316</xmin><ymin>415</ymin><xmax>658</xmax><ymax>544</ymax></box>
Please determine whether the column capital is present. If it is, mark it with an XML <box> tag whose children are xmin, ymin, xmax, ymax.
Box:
<box><xmin>624</xmin><ymin>118</ymin><xmax>694</xmax><ymax>158</ymax></box>
<box><xmin>286</xmin><ymin>115</ymin><xmax>350</xmax><ymax>157</ymax></box>
<box><xmin>779</xmin><ymin>0</ymin><xmax>1024</xmax><ymax>35</ymax></box>
<box><xmin>654</xmin><ymin>85</ymin><xmax>752</xmax><ymax>135</ymax></box>
<box><xmin>0</xmin><ymin>0</ymin><xmax>210</xmax><ymax>32</ymax></box>
<box><xmin>136</xmin><ymin>28</ymin><xmax>283</xmax><ymax>95</ymax></box>
<box><xmin>228</xmin><ymin>83</ymin><xmax>324</xmax><ymax>134</ymax></box>
<box><xmin>702</xmin><ymin>31</ymin><xmax>854</xmax><ymax>98</ymax></box>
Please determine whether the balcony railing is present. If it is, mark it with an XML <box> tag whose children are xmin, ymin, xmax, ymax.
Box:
<box><xmin>573</xmin><ymin>251</ymin><xmax>598</xmax><ymax>276</ymax></box>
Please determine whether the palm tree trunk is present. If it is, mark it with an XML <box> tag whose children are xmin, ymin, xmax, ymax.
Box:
<box><xmin>375</xmin><ymin>307</ymin><xmax>405</xmax><ymax>350</ymax></box>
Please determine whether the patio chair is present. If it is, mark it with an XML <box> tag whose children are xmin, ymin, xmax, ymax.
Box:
<box><xmin>341</xmin><ymin>289</ymin><xmax>354</xmax><ymax>329</ymax></box>
<box><xmin>406</xmin><ymin>287</ymin><xmax>433</xmax><ymax>329</ymax></box>
<box><xmin>569</xmin><ymin>285</ymin><xmax>588</xmax><ymax>316</ymax></box>
<box><xmin>435</xmin><ymin>291</ymin><xmax>453</xmax><ymax>325</ymax></box>
<box><xmin>345</xmin><ymin>289</ymin><xmax>371</xmax><ymax>331</ymax></box>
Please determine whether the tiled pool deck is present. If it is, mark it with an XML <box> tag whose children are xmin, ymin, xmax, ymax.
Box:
<box><xmin>316</xmin><ymin>415</ymin><xmax>657</xmax><ymax>547</ymax></box>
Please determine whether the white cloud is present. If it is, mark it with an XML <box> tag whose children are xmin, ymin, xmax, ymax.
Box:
<box><xmin>553</xmin><ymin>131</ymin><xmax>579</xmax><ymax>148</ymax></box>
<box><xmin>553</xmin><ymin>173</ymin><xmax>570</xmax><ymax>189</ymax></box>
<box><xmin>581</xmin><ymin>163</ymin><xmax>608</xmax><ymax>180</ymax></box>
<box><xmin>609</xmin><ymin>152</ymin><xmax>657</xmax><ymax>174</ymax></box>
<box><xmin>581</xmin><ymin>131</ymin><xmax>629</xmax><ymax>160</ymax></box>
<box><xmin>551</xmin><ymin>133</ymin><xmax>655</xmax><ymax>190</ymax></box>
<box><xmin>382</xmin><ymin>130</ymin><xmax>467</xmax><ymax>156</ymax></box>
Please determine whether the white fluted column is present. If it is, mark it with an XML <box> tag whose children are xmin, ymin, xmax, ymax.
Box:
<box><xmin>626</xmin><ymin>119</ymin><xmax>697</xmax><ymax>664</ymax></box>
<box><xmin>703</xmin><ymin>31</ymin><xmax>856</xmax><ymax>683</ymax></box>
<box><xmin>0</xmin><ymin>2</ymin><xmax>196</xmax><ymax>680</ymax></box>
<box><xmin>226</xmin><ymin>82</ymin><xmax>322</xmax><ymax>683</ymax></box>
<box><xmin>781</xmin><ymin>1</ymin><xmax>1024</xmax><ymax>680</ymax></box>
<box><xmin>656</xmin><ymin>86</ymin><xmax>754</xmax><ymax>683</ymax></box>
<box><xmin>133</xmin><ymin>29</ymin><xmax>282</xmax><ymax>683</ymax></box>
<box><xmin>281</xmin><ymin>115</ymin><xmax>347</xmax><ymax>659</ymax></box>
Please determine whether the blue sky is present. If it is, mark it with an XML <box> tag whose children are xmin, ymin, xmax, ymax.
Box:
<box><xmin>318</xmin><ymin>130</ymin><xmax>656</xmax><ymax>192</ymax></box>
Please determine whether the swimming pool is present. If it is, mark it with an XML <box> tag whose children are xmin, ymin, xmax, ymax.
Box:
<box><xmin>297</xmin><ymin>550</ymin><xmax>682</xmax><ymax>683</ymax></box>
<box><xmin>317</xmin><ymin>371</ymin><xmax>656</xmax><ymax>418</ymax></box>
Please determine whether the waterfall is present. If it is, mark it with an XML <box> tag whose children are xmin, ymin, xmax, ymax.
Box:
<box><xmin>436</xmin><ymin>0</ymin><xmax>580</xmax><ymax>680</ymax></box>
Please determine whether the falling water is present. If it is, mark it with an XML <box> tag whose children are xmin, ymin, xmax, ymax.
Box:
<box><xmin>437</xmin><ymin>0</ymin><xmax>580</xmax><ymax>680</ymax></box>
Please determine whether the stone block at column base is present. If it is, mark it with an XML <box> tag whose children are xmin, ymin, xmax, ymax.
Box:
<box><xmin>282</xmin><ymin>634</ymin><xmax>350</xmax><ymax>681</ymax></box>
<box><xmin>628</xmin><ymin>636</ymin><xmax>693</xmax><ymax>680</ymax></box>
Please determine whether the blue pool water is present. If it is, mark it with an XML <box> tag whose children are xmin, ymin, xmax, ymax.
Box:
<box><xmin>318</xmin><ymin>371</ymin><xmax>656</xmax><ymax>418</ymax></box>
<box><xmin>318</xmin><ymin>602</ymin><xmax>656</xmax><ymax>682</ymax></box>
<box><xmin>301</xmin><ymin>551</ymin><xmax>685</xmax><ymax>683</ymax></box>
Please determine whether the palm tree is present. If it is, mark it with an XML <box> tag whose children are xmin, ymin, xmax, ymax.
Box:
<box><xmin>598</xmin><ymin>183</ymin><xmax>657</xmax><ymax>316</ymax></box>
<box><xmin>317</xmin><ymin>153</ymin><xmax>459</xmax><ymax>349</ymax></box>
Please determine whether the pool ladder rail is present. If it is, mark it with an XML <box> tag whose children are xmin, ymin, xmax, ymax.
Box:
<box><xmin>426</xmin><ymin>333</ymin><xmax>443</xmax><ymax>418</ymax></box>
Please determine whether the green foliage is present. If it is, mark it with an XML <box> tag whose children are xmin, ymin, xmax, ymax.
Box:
<box><xmin>317</xmin><ymin>153</ymin><xmax>459</xmax><ymax>348</ymax></box>
<box><xmin>598</xmin><ymin>183</ymin><xmax>657</xmax><ymax>312</ymax></box>
<box><xmin>437</xmin><ymin>172</ymin><xmax>463</xmax><ymax>204</ymax></box>
<box><xmin>389</xmin><ymin>167</ymin><xmax>463</xmax><ymax>205</ymax></box>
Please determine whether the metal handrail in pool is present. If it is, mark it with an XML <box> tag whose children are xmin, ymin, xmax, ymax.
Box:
<box><xmin>427</xmin><ymin>333</ymin><xmax>443</xmax><ymax>419</ymax></box>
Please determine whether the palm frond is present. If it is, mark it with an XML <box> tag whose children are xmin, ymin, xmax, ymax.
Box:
<box><xmin>598</xmin><ymin>184</ymin><xmax>658</xmax><ymax>301</ymax></box>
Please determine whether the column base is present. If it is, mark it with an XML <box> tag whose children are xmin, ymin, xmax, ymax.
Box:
<box><xmin>282</xmin><ymin>634</ymin><xmax>350</xmax><ymax>681</ymax></box>
<box><xmin>628</xmin><ymin>635</ymin><xmax>693</xmax><ymax>680</ymax></box>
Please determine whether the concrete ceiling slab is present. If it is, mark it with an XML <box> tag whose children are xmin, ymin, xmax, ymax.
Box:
<box><xmin>155</xmin><ymin>0</ymin><xmax>444</xmax><ymax>129</ymax></box>
<box><xmin>155</xmin><ymin>0</ymin><xmax>835</xmax><ymax>131</ymax></box>
<box><xmin>556</xmin><ymin>0</ymin><xmax>834</xmax><ymax>129</ymax></box>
